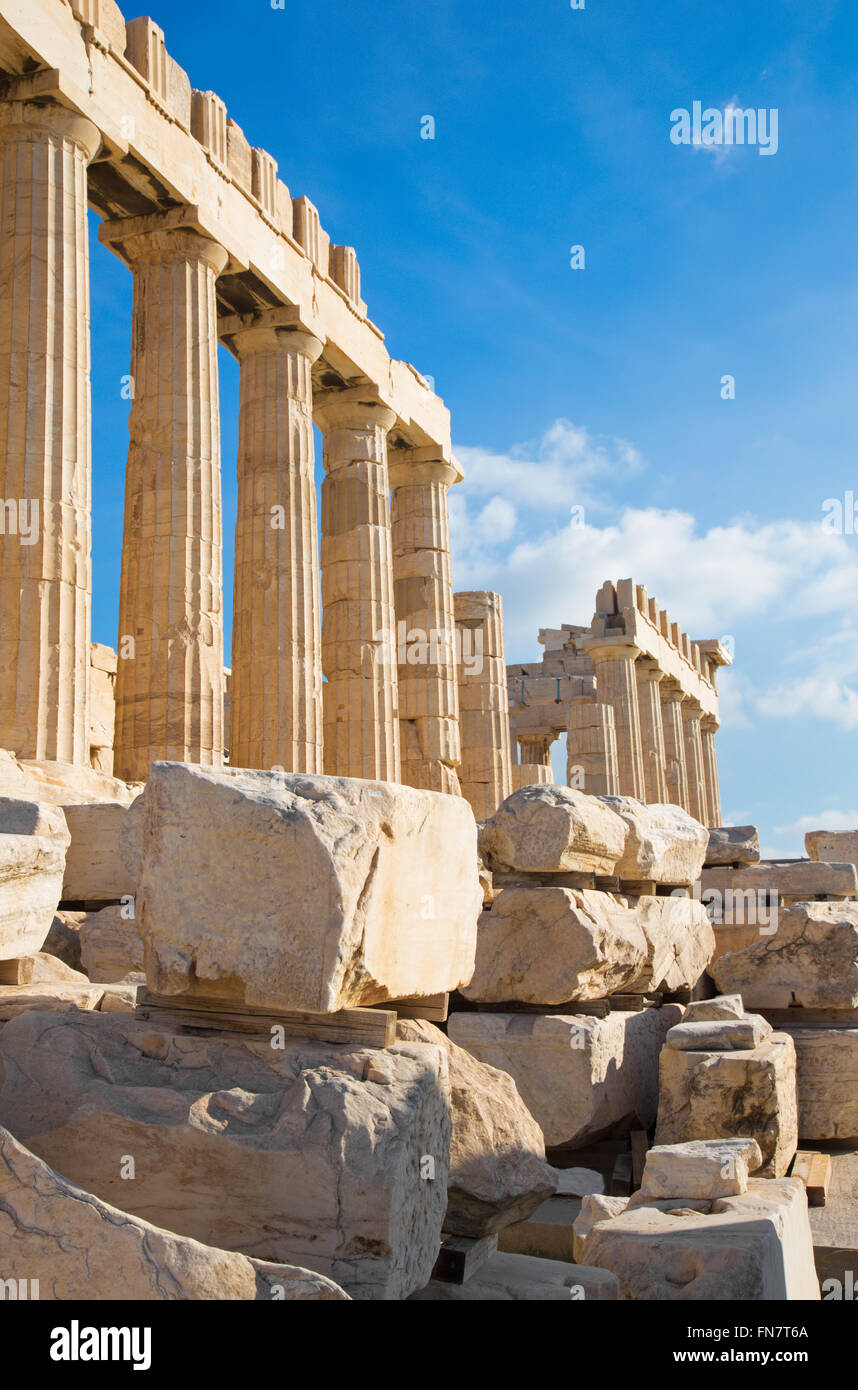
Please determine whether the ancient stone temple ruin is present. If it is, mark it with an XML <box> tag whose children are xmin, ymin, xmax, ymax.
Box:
<box><xmin>508</xmin><ymin>579</ymin><xmax>731</xmax><ymax>826</ymax></box>
<box><xmin>1</xmin><ymin>0</ymin><xmax>857</xmax><ymax>1315</ymax></box>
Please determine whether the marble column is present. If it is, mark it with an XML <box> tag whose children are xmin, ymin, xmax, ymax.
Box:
<box><xmin>454</xmin><ymin>590</ymin><xmax>513</xmax><ymax>820</ymax></box>
<box><xmin>681</xmin><ymin>697</ymin><xmax>707</xmax><ymax>825</ymax></box>
<box><xmin>314</xmin><ymin>387</ymin><xmax>400</xmax><ymax>781</ymax></box>
<box><xmin>226</xmin><ymin>313</ymin><xmax>323</xmax><ymax>772</ymax></box>
<box><xmin>585</xmin><ymin>643</ymin><xmax>645</xmax><ymax>799</ymax></box>
<box><xmin>701</xmin><ymin>715</ymin><xmax>722</xmax><ymax>827</ymax></box>
<box><xmin>636</xmin><ymin>658</ymin><xmax>668</xmax><ymax>804</ymax></box>
<box><xmin>103</xmin><ymin>220</ymin><xmax>228</xmax><ymax>783</ymax></box>
<box><xmin>567</xmin><ymin>699</ymin><xmax>619</xmax><ymax>795</ymax></box>
<box><xmin>389</xmin><ymin>447</ymin><xmax>461</xmax><ymax>794</ymax></box>
<box><xmin>660</xmin><ymin>678</ymin><xmax>690</xmax><ymax>812</ymax></box>
<box><xmin>0</xmin><ymin>101</ymin><xmax>100</xmax><ymax>763</ymax></box>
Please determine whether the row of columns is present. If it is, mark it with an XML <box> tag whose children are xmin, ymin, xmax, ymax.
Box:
<box><xmin>582</xmin><ymin>643</ymin><xmax>722</xmax><ymax>827</ymax></box>
<box><xmin>0</xmin><ymin>96</ymin><xmax>463</xmax><ymax>794</ymax></box>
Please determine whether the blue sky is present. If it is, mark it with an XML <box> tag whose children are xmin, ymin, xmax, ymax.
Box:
<box><xmin>88</xmin><ymin>0</ymin><xmax>858</xmax><ymax>854</ymax></box>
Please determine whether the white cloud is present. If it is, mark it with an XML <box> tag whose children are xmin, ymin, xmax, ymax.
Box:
<box><xmin>775</xmin><ymin>810</ymin><xmax>858</xmax><ymax>837</ymax></box>
<box><xmin>754</xmin><ymin>674</ymin><xmax>858</xmax><ymax>731</ymax></box>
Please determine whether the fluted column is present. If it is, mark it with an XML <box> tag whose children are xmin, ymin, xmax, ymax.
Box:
<box><xmin>0</xmin><ymin>101</ymin><xmax>100</xmax><ymax>763</ymax></box>
<box><xmin>660</xmin><ymin>678</ymin><xmax>690</xmax><ymax>811</ymax></box>
<box><xmin>681</xmin><ymin>697</ymin><xmax>707</xmax><ymax>825</ymax></box>
<box><xmin>567</xmin><ymin>699</ymin><xmax>619</xmax><ymax>795</ymax></box>
<box><xmin>226</xmin><ymin>313</ymin><xmax>323</xmax><ymax>772</ymax></box>
<box><xmin>700</xmin><ymin>715</ymin><xmax>722</xmax><ymax>827</ymax></box>
<box><xmin>315</xmin><ymin>388</ymin><xmax>399</xmax><ymax>781</ymax></box>
<box><xmin>636</xmin><ymin>659</ymin><xmax>668</xmax><ymax>804</ymax></box>
<box><xmin>454</xmin><ymin>591</ymin><xmax>513</xmax><ymax>819</ymax></box>
<box><xmin>584</xmin><ymin>643</ymin><xmax>645</xmax><ymax>799</ymax></box>
<box><xmin>389</xmin><ymin>448</ymin><xmax>461</xmax><ymax>794</ymax></box>
<box><xmin>103</xmin><ymin>220</ymin><xmax>228</xmax><ymax>783</ymax></box>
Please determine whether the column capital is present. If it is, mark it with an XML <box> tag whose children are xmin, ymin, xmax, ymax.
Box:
<box><xmin>0</xmin><ymin>99</ymin><xmax>101</xmax><ymax>162</ymax></box>
<box><xmin>314</xmin><ymin>386</ymin><xmax>396</xmax><ymax>435</ymax></box>
<box><xmin>681</xmin><ymin>696</ymin><xmax>704</xmax><ymax>721</ymax></box>
<box><xmin>660</xmin><ymin>676</ymin><xmax>685</xmax><ymax>702</ymax></box>
<box><xmin>99</xmin><ymin>207</ymin><xmax>228</xmax><ymax>275</ymax></box>
<box><xmin>387</xmin><ymin>445</ymin><xmax>462</xmax><ymax>490</ymax></box>
<box><xmin>580</xmin><ymin>636</ymin><xmax>642</xmax><ymax>663</ymax></box>
<box><xmin>701</xmin><ymin>714</ymin><xmax>720</xmax><ymax>734</ymax></box>
<box><xmin>219</xmin><ymin>305</ymin><xmax>324</xmax><ymax>362</ymax></box>
<box><xmin>636</xmin><ymin>657</ymin><xmax>665</xmax><ymax>683</ymax></box>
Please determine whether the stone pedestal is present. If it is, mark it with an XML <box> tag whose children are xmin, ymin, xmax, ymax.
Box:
<box><xmin>225</xmin><ymin>312</ymin><xmax>324</xmax><ymax>772</ymax></box>
<box><xmin>315</xmin><ymin>389</ymin><xmax>400</xmax><ymax>781</ymax></box>
<box><xmin>103</xmin><ymin>218</ymin><xmax>228</xmax><ymax>783</ymax></box>
<box><xmin>660</xmin><ymin>679</ymin><xmax>690</xmax><ymax>812</ymax></box>
<box><xmin>389</xmin><ymin>449</ymin><xmax>461</xmax><ymax>794</ymax></box>
<box><xmin>0</xmin><ymin>102</ymin><xmax>101</xmax><ymax>764</ymax></box>
<box><xmin>454</xmin><ymin>592</ymin><xmax>513</xmax><ymax>820</ymax></box>
<box><xmin>636</xmin><ymin>660</ymin><xmax>668</xmax><ymax>804</ymax></box>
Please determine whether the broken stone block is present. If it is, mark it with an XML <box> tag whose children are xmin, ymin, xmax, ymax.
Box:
<box><xmin>782</xmin><ymin>1028</ymin><xmax>858</xmax><ymax>1143</ymax></box>
<box><xmin>655</xmin><ymin>1032</ymin><xmax>797</xmax><ymax>1178</ymax></box>
<box><xmin>623</xmin><ymin>895</ymin><xmax>715</xmax><ymax>994</ymax></box>
<box><xmin>41</xmin><ymin>910</ymin><xmax>85</xmax><ymax>973</ymax></box>
<box><xmin>683</xmin><ymin>993</ymin><xmax>745</xmax><ymax>1023</ymax></box>
<box><xmin>0</xmin><ymin>952</ymin><xmax>89</xmax><ymax>986</ymax></box>
<box><xmin>478</xmin><ymin>785</ymin><xmax>627</xmax><ymax>876</ymax></box>
<box><xmin>575</xmin><ymin>1178</ymin><xmax>820</xmax><ymax>1300</ymax></box>
<box><xmin>137</xmin><ymin>763</ymin><xmax>481</xmax><ymax>1013</ymax></box>
<box><xmin>447</xmin><ymin>1005</ymin><xmax>682</xmax><ymax>1149</ymax></box>
<box><xmin>805</xmin><ymin>828</ymin><xmax>858</xmax><ymax>869</ymax></box>
<box><xmin>408</xmin><ymin>1251</ymin><xmax>618</xmax><ymax>1301</ymax></box>
<box><xmin>0</xmin><ymin>834</ymin><xmax>67</xmax><ymax>960</ymax></box>
<box><xmin>701</xmin><ymin>861</ymin><xmax>858</xmax><ymax>903</ymax></box>
<box><xmin>0</xmin><ymin>1009</ymin><xmax>452</xmax><ymax>1301</ymax></box>
<box><xmin>0</xmin><ymin>750</ymin><xmax>138</xmax><ymax>809</ymax></box>
<box><xmin>0</xmin><ymin>797</ymin><xmax>69</xmax><ymax>842</ymax></box>
<box><xmin>599</xmin><ymin>798</ymin><xmax>708</xmax><ymax>884</ymax></box>
<box><xmin>705</xmin><ymin>825</ymin><xmax>760</xmax><ymax>867</ymax></box>
<box><xmin>639</xmin><ymin>1139</ymin><xmax>763</xmax><ymax>1199</ymax></box>
<box><xmin>665</xmin><ymin>1017</ymin><xmax>771</xmax><ymax>1052</ymax></box>
<box><xmin>61</xmin><ymin>802</ymin><xmax>136</xmax><ymax>902</ymax></box>
<box><xmin>79</xmin><ymin>904</ymin><xmax>144</xmax><ymax>983</ymax></box>
<box><xmin>0</xmin><ymin>1126</ymin><xmax>349</xmax><ymax>1301</ymax></box>
<box><xmin>572</xmin><ymin>1194</ymin><xmax>630</xmax><ymax>1261</ymax></box>
<box><xmin>461</xmin><ymin>887</ymin><xmax>647</xmax><ymax>1004</ymax></box>
<box><xmin>118</xmin><ymin>791</ymin><xmax>144</xmax><ymax>881</ymax></box>
<box><xmin>396</xmin><ymin>1018</ymin><xmax>557</xmax><ymax>1236</ymax></box>
<box><xmin>0</xmin><ymin>983</ymin><xmax>112</xmax><ymax>1025</ymax></box>
<box><xmin>712</xmin><ymin>902</ymin><xmax>858</xmax><ymax>1009</ymax></box>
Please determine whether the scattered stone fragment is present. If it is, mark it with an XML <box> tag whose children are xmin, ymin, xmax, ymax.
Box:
<box><xmin>408</xmin><ymin>1251</ymin><xmax>618</xmax><ymax>1301</ymax></box>
<box><xmin>0</xmin><ymin>834</ymin><xmax>67</xmax><ymax>960</ymax></box>
<box><xmin>683</xmin><ymin>994</ymin><xmax>745</xmax><ymax>1023</ymax></box>
<box><xmin>712</xmin><ymin>902</ymin><xmax>858</xmax><ymax>1009</ymax></box>
<box><xmin>79</xmin><ymin>904</ymin><xmax>144</xmax><ymax>983</ymax></box>
<box><xmin>599</xmin><ymin>797</ymin><xmax>708</xmax><ymax>884</ymax></box>
<box><xmin>478</xmin><ymin>785</ymin><xmax>627</xmax><ymax>876</ymax></box>
<box><xmin>705</xmin><ymin>825</ymin><xmax>760</xmax><ymax>867</ymax></box>
<box><xmin>639</xmin><ymin>1139</ymin><xmax>763</xmax><ymax>1199</ymax></box>
<box><xmin>805</xmin><ymin>828</ymin><xmax>858</xmax><ymax>869</ymax></box>
<box><xmin>665</xmin><ymin>1017</ymin><xmax>770</xmax><ymax>1052</ymax></box>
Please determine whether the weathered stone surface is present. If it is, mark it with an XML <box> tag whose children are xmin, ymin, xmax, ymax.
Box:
<box><xmin>61</xmin><ymin>802</ymin><xmax>136</xmax><ymax>902</ymax></box>
<box><xmin>0</xmin><ymin>982</ymin><xmax>111</xmax><ymax>1024</ymax></box>
<box><xmin>599</xmin><ymin>798</ymin><xmax>708</xmax><ymax>884</ymax></box>
<box><xmin>655</xmin><ymin>1033</ymin><xmax>797</xmax><ymax>1178</ymax></box>
<box><xmin>712</xmin><ymin>902</ymin><xmax>858</xmax><ymax>1009</ymax></box>
<box><xmin>783</xmin><ymin>1028</ymin><xmax>858</xmax><ymax>1143</ymax></box>
<box><xmin>396</xmin><ymin>1018</ymin><xmax>556</xmax><ymax>1235</ymax></box>
<box><xmin>683</xmin><ymin>993</ymin><xmax>745</xmax><ymax>1023</ymax></box>
<box><xmin>0</xmin><ymin>797</ymin><xmax>69</xmax><ymax>842</ymax></box>
<box><xmin>79</xmin><ymin>905</ymin><xmax>144</xmax><ymax>983</ymax></box>
<box><xmin>0</xmin><ymin>834</ymin><xmax>67</xmax><ymax>960</ymax></box>
<box><xmin>448</xmin><ymin>1006</ymin><xmax>682</xmax><ymax>1149</ymax></box>
<box><xmin>119</xmin><ymin>791</ymin><xmax>145</xmax><ymax>880</ymax></box>
<box><xmin>0</xmin><ymin>952</ymin><xmax>88</xmax><ymax>986</ymax></box>
<box><xmin>640</xmin><ymin>1139</ymin><xmax>763</xmax><ymax>1199</ymax></box>
<box><xmin>408</xmin><ymin>1251</ymin><xmax>618</xmax><ymax>1301</ymax></box>
<box><xmin>479</xmin><ymin>786</ymin><xmax>627</xmax><ymax>876</ymax></box>
<box><xmin>41</xmin><ymin>911</ymin><xmax>85</xmax><ymax>973</ymax></box>
<box><xmin>623</xmin><ymin>895</ymin><xmax>715</xmax><ymax>994</ymax></box>
<box><xmin>706</xmin><ymin>825</ymin><xmax>760</xmax><ymax>866</ymax></box>
<box><xmin>572</xmin><ymin>1195</ymin><xmax>630</xmax><ymax>1260</ymax></box>
<box><xmin>0</xmin><ymin>1009</ymin><xmax>452</xmax><ymax>1301</ymax></box>
<box><xmin>701</xmin><ymin>861</ymin><xmax>858</xmax><ymax>902</ymax></box>
<box><xmin>0</xmin><ymin>1126</ymin><xmax>349</xmax><ymax>1301</ymax></box>
<box><xmin>0</xmin><ymin>750</ymin><xmax>138</xmax><ymax>808</ymax></box>
<box><xmin>575</xmin><ymin>1178</ymin><xmax>820</xmax><ymax>1300</ymax></box>
<box><xmin>462</xmin><ymin>888</ymin><xmax>647</xmax><ymax>1004</ymax></box>
<box><xmin>138</xmin><ymin>763</ymin><xmax>481</xmax><ymax>1013</ymax></box>
<box><xmin>805</xmin><ymin>829</ymin><xmax>858</xmax><ymax>868</ymax></box>
<box><xmin>665</xmin><ymin>1017</ymin><xmax>770</xmax><ymax>1052</ymax></box>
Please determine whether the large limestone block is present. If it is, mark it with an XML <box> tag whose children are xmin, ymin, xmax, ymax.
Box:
<box><xmin>79</xmin><ymin>905</ymin><xmax>144</xmax><ymax>983</ymax></box>
<box><xmin>623</xmin><ymin>895</ymin><xmax>715</xmax><ymax>994</ymax></box>
<box><xmin>408</xmin><ymin>1251</ymin><xmax>618</xmax><ymax>1301</ymax></box>
<box><xmin>462</xmin><ymin>888</ymin><xmax>647</xmax><ymax>1004</ymax></box>
<box><xmin>0</xmin><ymin>1127</ymin><xmax>348</xmax><ymax>1301</ymax></box>
<box><xmin>683</xmin><ymin>993</ymin><xmax>745</xmax><ymax>1022</ymax></box>
<box><xmin>655</xmin><ymin>1033</ymin><xmax>798</xmax><ymax>1178</ymax></box>
<box><xmin>576</xmin><ymin>1178</ymin><xmax>820</xmax><ymax>1300</ymax></box>
<box><xmin>138</xmin><ymin>763</ymin><xmax>481</xmax><ymax>1012</ymax></box>
<box><xmin>479</xmin><ymin>786</ymin><xmax>626</xmax><ymax>875</ymax></box>
<box><xmin>700</xmin><ymin>861</ymin><xmax>858</xmax><ymax>902</ymax></box>
<box><xmin>396</xmin><ymin>1018</ymin><xmax>557</xmax><ymax>1235</ymax></box>
<box><xmin>0</xmin><ymin>834</ymin><xmax>67</xmax><ymax>960</ymax></box>
<box><xmin>712</xmin><ymin>902</ymin><xmax>858</xmax><ymax>1009</ymax></box>
<box><xmin>639</xmin><ymin>1139</ymin><xmax>763</xmax><ymax>1199</ymax></box>
<box><xmin>0</xmin><ymin>750</ymin><xmax>138</xmax><ymax>808</ymax></box>
<box><xmin>785</xmin><ymin>1028</ymin><xmax>858</xmax><ymax>1143</ymax></box>
<box><xmin>448</xmin><ymin>1006</ymin><xmax>682</xmax><ymax>1149</ymax></box>
<box><xmin>0</xmin><ymin>952</ymin><xmax>88</xmax><ymax>986</ymax></box>
<box><xmin>666</xmin><ymin>1017</ymin><xmax>770</xmax><ymax>1051</ymax></box>
<box><xmin>62</xmin><ymin>803</ymin><xmax>136</xmax><ymax>902</ymax></box>
<box><xmin>0</xmin><ymin>797</ymin><xmax>69</xmax><ymax>842</ymax></box>
<box><xmin>805</xmin><ymin>828</ymin><xmax>858</xmax><ymax>868</ymax></box>
<box><xmin>0</xmin><ymin>1010</ymin><xmax>451</xmax><ymax>1301</ymax></box>
<box><xmin>706</xmin><ymin>825</ymin><xmax>760</xmax><ymax>866</ymax></box>
<box><xmin>599</xmin><ymin>798</ymin><xmax>708</xmax><ymax>884</ymax></box>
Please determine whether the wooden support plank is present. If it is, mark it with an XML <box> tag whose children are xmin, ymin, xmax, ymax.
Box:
<box><xmin>432</xmin><ymin>1233</ymin><xmax>498</xmax><ymax>1284</ymax></box>
<box><xmin>136</xmin><ymin>991</ymin><xmax>397</xmax><ymax>1047</ymax></box>
<box><xmin>621</xmin><ymin>879</ymin><xmax>657</xmax><ymax>896</ymax></box>
<box><xmin>761</xmin><ymin>1007</ymin><xmax>858</xmax><ymax>1031</ymax></box>
<box><xmin>386</xmin><ymin>993</ymin><xmax>449</xmax><ymax>1023</ymax></box>
<box><xmin>630</xmin><ymin>1129</ymin><xmax>649</xmax><ymax>1190</ymax></box>
<box><xmin>609</xmin><ymin>993</ymin><xmax>649</xmax><ymax>1013</ymax></box>
<box><xmin>610</xmin><ymin>1151</ymin><xmax>633</xmax><ymax>1197</ymax></box>
<box><xmin>790</xmin><ymin>1151</ymin><xmax>832</xmax><ymax>1207</ymax></box>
